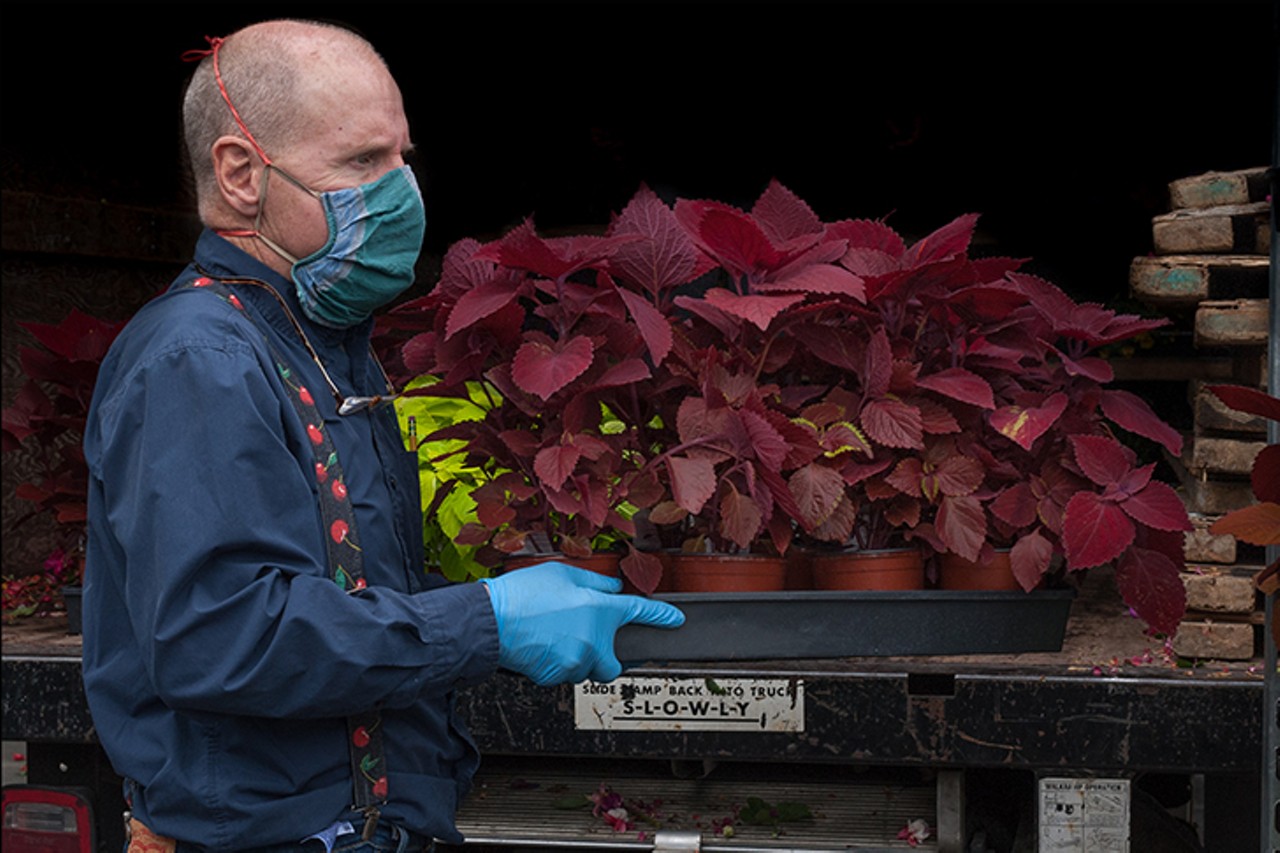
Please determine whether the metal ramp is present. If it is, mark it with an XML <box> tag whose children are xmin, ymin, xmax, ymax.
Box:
<box><xmin>438</xmin><ymin>757</ymin><xmax>953</xmax><ymax>852</ymax></box>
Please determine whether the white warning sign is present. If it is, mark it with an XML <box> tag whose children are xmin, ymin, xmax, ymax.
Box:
<box><xmin>1039</xmin><ymin>777</ymin><xmax>1130</xmax><ymax>851</ymax></box>
<box><xmin>574</xmin><ymin>676</ymin><xmax>804</xmax><ymax>732</ymax></box>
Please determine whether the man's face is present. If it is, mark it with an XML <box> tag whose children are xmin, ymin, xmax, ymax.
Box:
<box><xmin>257</xmin><ymin>57</ymin><xmax>414</xmax><ymax>262</ymax></box>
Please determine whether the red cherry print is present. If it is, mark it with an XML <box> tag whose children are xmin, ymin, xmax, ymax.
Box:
<box><xmin>298</xmin><ymin>386</ymin><xmax>314</xmax><ymax>407</ymax></box>
<box><xmin>331</xmin><ymin>480</ymin><xmax>348</xmax><ymax>501</ymax></box>
<box><xmin>353</xmin><ymin>578</ymin><xmax>367</xmax><ymax>591</ymax></box>
<box><xmin>372</xmin><ymin>777</ymin><xmax>388</xmax><ymax>800</ymax></box>
<box><xmin>352</xmin><ymin>727</ymin><xmax>370</xmax><ymax>748</ymax></box>
<box><xmin>307</xmin><ymin>424</ymin><xmax>323</xmax><ymax>445</ymax></box>
<box><xmin>228</xmin><ymin>294</ymin><xmax>244</xmax><ymax>311</ymax></box>
<box><xmin>315</xmin><ymin>462</ymin><xmax>329</xmax><ymax>483</ymax></box>
<box><xmin>194</xmin><ymin>277</ymin><xmax>212</xmax><ymax>287</ymax></box>
<box><xmin>330</xmin><ymin>519</ymin><xmax>349</xmax><ymax>544</ymax></box>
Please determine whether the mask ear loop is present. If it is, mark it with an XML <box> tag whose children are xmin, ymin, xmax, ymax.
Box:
<box><xmin>183</xmin><ymin>36</ymin><xmax>305</xmax><ymax>263</ymax></box>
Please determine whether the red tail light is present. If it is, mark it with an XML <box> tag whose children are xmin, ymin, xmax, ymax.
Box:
<box><xmin>2</xmin><ymin>787</ymin><xmax>95</xmax><ymax>853</ymax></box>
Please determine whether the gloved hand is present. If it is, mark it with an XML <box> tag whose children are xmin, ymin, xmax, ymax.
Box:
<box><xmin>480</xmin><ymin>561</ymin><xmax>685</xmax><ymax>686</ymax></box>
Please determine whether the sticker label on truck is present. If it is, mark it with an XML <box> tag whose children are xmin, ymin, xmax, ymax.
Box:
<box><xmin>574</xmin><ymin>677</ymin><xmax>804</xmax><ymax>732</ymax></box>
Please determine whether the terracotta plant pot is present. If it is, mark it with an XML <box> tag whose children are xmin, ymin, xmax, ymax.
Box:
<box><xmin>669</xmin><ymin>553</ymin><xmax>787</xmax><ymax>593</ymax></box>
<box><xmin>937</xmin><ymin>550</ymin><xmax>1024</xmax><ymax>591</ymax></box>
<box><xmin>503</xmin><ymin>552</ymin><xmax>621</xmax><ymax>579</ymax></box>
<box><xmin>810</xmin><ymin>547</ymin><xmax>924</xmax><ymax>591</ymax></box>
<box><xmin>784</xmin><ymin>548</ymin><xmax>814</xmax><ymax>590</ymax></box>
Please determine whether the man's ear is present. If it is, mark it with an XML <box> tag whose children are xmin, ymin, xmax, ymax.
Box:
<box><xmin>211</xmin><ymin>136</ymin><xmax>262</xmax><ymax>217</ymax></box>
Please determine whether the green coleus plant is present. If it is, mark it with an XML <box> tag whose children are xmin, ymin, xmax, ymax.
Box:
<box><xmin>392</xmin><ymin>376</ymin><xmax>493</xmax><ymax>581</ymax></box>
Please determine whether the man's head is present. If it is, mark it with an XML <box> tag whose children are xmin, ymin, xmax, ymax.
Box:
<box><xmin>183</xmin><ymin>19</ymin><xmax>415</xmax><ymax>280</ymax></box>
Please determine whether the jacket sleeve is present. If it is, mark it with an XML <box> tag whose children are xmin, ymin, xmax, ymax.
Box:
<box><xmin>87</xmin><ymin>328</ymin><xmax>499</xmax><ymax>720</ymax></box>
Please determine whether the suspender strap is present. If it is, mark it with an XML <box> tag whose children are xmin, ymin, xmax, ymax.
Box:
<box><xmin>183</xmin><ymin>275</ymin><xmax>388</xmax><ymax>821</ymax></box>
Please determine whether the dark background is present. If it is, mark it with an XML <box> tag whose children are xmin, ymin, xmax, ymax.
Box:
<box><xmin>0</xmin><ymin>4</ymin><xmax>1275</xmax><ymax>571</ymax></box>
<box><xmin>3</xmin><ymin>3</ymin><xmax>1276</xmax><ymax>298</ymax></box>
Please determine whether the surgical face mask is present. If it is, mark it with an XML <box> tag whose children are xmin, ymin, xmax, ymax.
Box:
<box><xmin>256</xmin><ymin>163</ymin><xmax>426</xmax><ymax>329</ymax></box>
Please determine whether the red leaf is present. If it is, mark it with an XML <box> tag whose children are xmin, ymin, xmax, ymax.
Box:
<box><xmin>937</xmin><ymin>495</ymin><xmax>986</xmax><ymax>562</ymax></box>
<box><xmin>989</xmin><ymin>393</ymin><xmax>1068</xmax><ymax>451</ymax></box>
<box><xmin>400</xmin><ymin>331</ymin><xmax>437</xmax><ymax>376</ymax></box>
<box><xmin>934</xmin><ymin>455</ymin><xmax>985</xmax><ymax>497</ymax></box>
<box><xmin>916</xmin><ymin>398</ymin><xmax>961</xmax><ymax>435</ymax></box>
<box><xmin>616</xmin><ymin>289</ymin><xmax>673</xmax><ymax>365</ymax></box>
<box><xmin>902</xmin><ymin>213</ymin><xmax>980</xmax><ymax>266</ymax></box>
<box><xmin>701</xmin><ymin>288</ymin><xmax>806</xmax><ymax>332</ymax></box>
<box><xmin>511</xmin><ymin>335</ymin><xmax>595</xmax><ymax>401</ymax></box>
<box><xmin>1121</xmin><ymin>481</ymin><xmax>1192</xmax><ymax>532</ymax></box>
<box><xmin>1254</xmin><ymin>445</ymin><xmax>1280</xmax><ymax>504</ymax></box>
<box><xmin>916</xmin><ymin>367</ymin><xmax>995</xmax><ymax>410</ymax></box>
<box><xmin>1115</xmin><ymin>546</ymin><xmax>1186</xmax><ymax>636</ymax></box>
<box><xmin>1099</xmin><ymin>389</ymin><xmax>1183</xmax><ymax>456</ymax></box>
<box><xmin>1063</xmin><ymin>492</ymin><xmax>1135</xmax><ymax>569</ymax></box>
<box><xmin>751</xmin><ymin>179</ymin><xmax>824</xmax><ymax>243</ymax></box>
<box><xmin>825</xmin><ymin>217</ymin><xmax>905</xmax><ymax>256</ymax></box>
<box><xmin>740</xmin><ymin>409</ymin><xmax>790</xmax><ymax>472</ymax></box>
<box><xmin>19</xmin><ymin>309</ymin><xmax>125</xmax><ymax>362</ymax></box>
<box><xmin>620</xmin><ymin>547</ymin><xmax>664</xmax><ymax>596</ymax></box>
<box><xmin>762</xmin><ymin>264</ymin><xmax>866</xmax><ymax>299</ymax></box>
<box><xmin>991</xmin><ymin>483</ymin><xmax>1038</xmax><ymax>529</ymax></box>
<box><xmin>680</xmin><ymin>203</ymin><xmax>782</xmax><ymax>276</ymax></box>
<box><xmin>886</xmin><ymin>458</ymin><xmax>923</xmax><ymax>497</ymax></box>
<box><xmin>860</xmin><ymin>398</ymin><xmax>924</xmax><ymax>450</ymax></box>
<box><xmin>668</xmin><ymin>455</ymin><xmax>717</xmax><ymax>515</ymax></box>
<box><xmin>1207</xmin><ymin>385</ymin><xmax>1280</xmax><ymax>423</ymax></box>
<box><xmin>608</xmin><ymin>185</ymin><xmax>702</xmax><ymax>297</ymax></box>
<box><xmin>443</xmin><ymin>277</ymin><xmax>521</xmax><ymax>340</ymax></box>
<box><xmin>1010</xmin><ymin>529</ymin><xmax>1053</xmax><ymax>592</ymax></box>
<box><xmin>1069</xmin><ymin>434</ymin><xmax>1131</xmax><ymax>488</ymax></box>
<box><xmin>864</xmin><ymin>329</ymin><xmax>893</xmax><ymax>399</ymax></box>
<box><xmin>1209</xmin><ymin>503</ymin><xmax>1280</xmax><ymax>546</ymax></box>
<box><xmin>591</xmin><ymin>359</ymin><xmax>651</xmax><ymax>390</ymax></box>
<box><xmin>788</xmin><ymin>463</ymin><xmax>848</xmax><ymax>528</ymax></box>
<box><xmin>719</xmin><ymin>483</ymin><xmax>764</xmax><ymax>550</ymax></box>
<box><xmin>1057</xmin><ymin>351</ymin><xmax>1114</xmax><ymax>383</ymax></box>
<box><xmin>534</xmin><ymin>444</ymin><xmax>582</xmax><ymax>491</ymax></box>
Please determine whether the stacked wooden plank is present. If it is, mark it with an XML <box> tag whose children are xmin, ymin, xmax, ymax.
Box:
<box><xmin>1127</xmin><ymin>166</ymin><xmax>1272</xmax><ymax>660</ymax></box>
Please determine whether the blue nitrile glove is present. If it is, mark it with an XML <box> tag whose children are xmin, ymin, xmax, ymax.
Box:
<box><xmin>480</xmin><ymin>561</ymin><xmax>685</xmax><ymax>686</ymax></box>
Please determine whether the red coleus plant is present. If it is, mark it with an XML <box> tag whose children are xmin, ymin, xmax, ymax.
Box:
<box><xmin>393</xmin><ymin>178</ymin><xmax>1193</xmax><ymax>633</ymax></box>
<box><xmin>1203</xmin><ymin>386</ymin><xmax>1280</xmax><ymax>645</ymax></box>
<box><xmin>2</xmin><ymin>309</ymin><xmax>125</xmax><ymax>557</ymax></box>
<box><xmin>389</xmin><ymin>186</ymin><xmax>717</xmax><ymax>592</ymax></box>
<box><xmin>692</xmin><ymin>189</ymin><xmax>1192</xmax><ymax>634</ymax></box>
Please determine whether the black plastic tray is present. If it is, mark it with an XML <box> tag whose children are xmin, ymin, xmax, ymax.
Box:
<box><xmin>615</xmin><ymin>589</ymin><xmax>1075</xmax><ymax>661</ymax></box>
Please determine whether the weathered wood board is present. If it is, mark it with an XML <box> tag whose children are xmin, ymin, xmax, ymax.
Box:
<box><xmin>1193</xmin><ymin>299</ymin><xmax>1271</xmax><ymax>347</ymax></box>
<box><xmin>1153</xmin><ymin>202</ymin><xmax>1271</xmax><ymax>255</ymax></box>
<box><xmin>1129</xmin><ymin>254</ymin><xmax>1269</xmax><ymax>304</ymax></box>
<box><xmin>1168</xmin><ymin>167</ymin><xmax>1270</xmax><ymax>210</ymax></box>
<box><xmin>1172</xmin><ymin>619</ymin><xmax>1257</xmax><ymax>660</ymax></box>
<box><xmin>1182</xmin><ymin>568</ymin><xmax>1258</xmax><ymax>614</ymax></box>
<box><xmin>1190</xmin><ymin>380</ymin><xmax>1269</xmax><ymax>435</ymax></box>
<box><xmin>1184</xmin><ymin>512</ymin><xmax>1238</xmax><ymax>564</ymax></box>
<box><xmin>1182</xmin><ymin>434</ymin><xmax>1266</xmax><ymax>476</ymax></box>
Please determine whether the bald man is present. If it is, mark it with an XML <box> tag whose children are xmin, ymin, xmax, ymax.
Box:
<box><xmin>82</xmin><ymin>19</ymin><xmax>682</xmax><ymax>853</ymax></box>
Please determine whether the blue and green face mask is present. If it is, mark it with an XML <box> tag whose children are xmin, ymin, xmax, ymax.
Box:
<box><xmin>259</xmin><ymin>163</ymin><xmax>426</xmax><ymax>328</ymax></box>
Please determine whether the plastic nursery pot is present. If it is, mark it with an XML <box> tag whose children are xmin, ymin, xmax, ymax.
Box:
<box><xmin>809</xmin><ymin>547</ymin><xmax>925</xmax><ymax>591</ymax></box>
<box><xmin>669</xmin><ymin>553</ymin><xmax>788</xmax><ymax>593</ymax></box>
<box><xmin>937</xmin><ymin>550</ymin><xmax>1024</xmax><ymax>592</ymax></box>
<box><xmin>503</xmin><ymin>552</ymin><xmax>621</xmax><ymax>579</ymax></box>
<box><xmin>784</xmin><ymin>547</ymin><xmax>814</xmax><ymax>590</ymax></box>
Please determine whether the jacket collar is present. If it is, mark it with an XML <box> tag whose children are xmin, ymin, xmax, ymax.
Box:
<box><xmin>190</xmin><ymin>229</ymin><xmax>374</xmax><ymax>348</ymax></box>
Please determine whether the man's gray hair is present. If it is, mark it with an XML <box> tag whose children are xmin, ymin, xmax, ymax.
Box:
<box><xmin>181</xmin><ymin>20</ymin><xmax>383</xmax><ymax>213</ymax></box>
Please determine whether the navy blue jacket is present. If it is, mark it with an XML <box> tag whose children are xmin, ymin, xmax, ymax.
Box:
<box><xmin>82</xmin><ymin>231</ymin><xmax>499</xmax><ymax>851</ymax></box>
